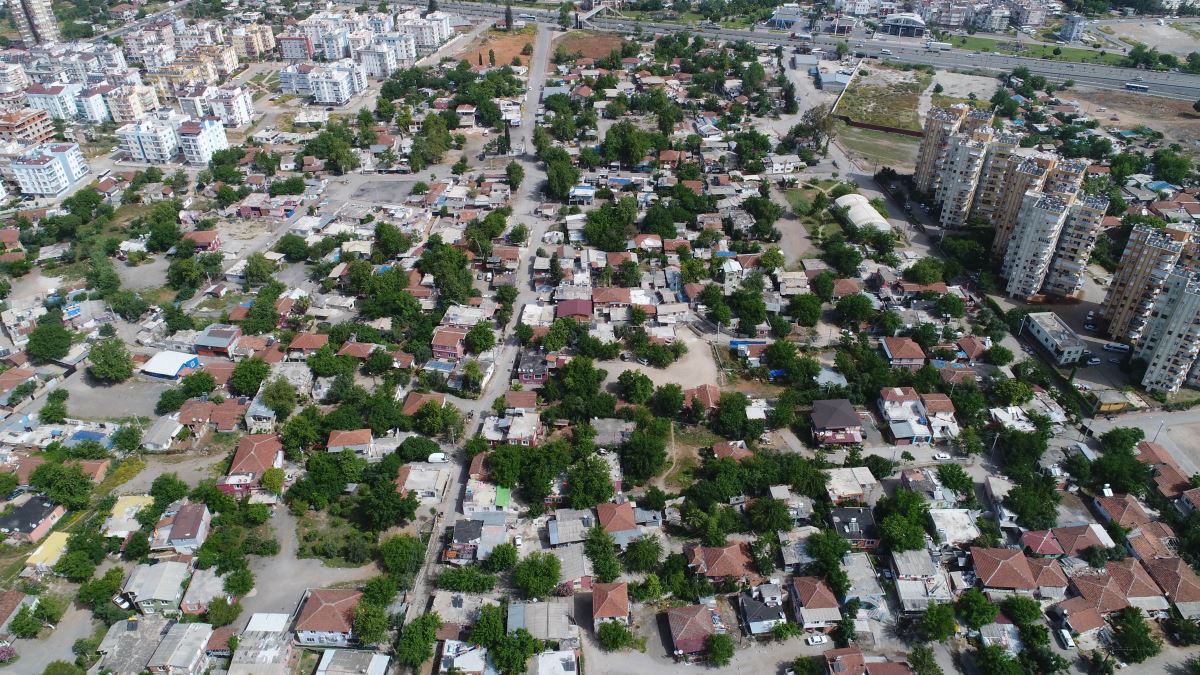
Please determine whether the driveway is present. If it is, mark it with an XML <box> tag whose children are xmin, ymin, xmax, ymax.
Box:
<box><xmin>237</xmin><ymin>508</ymin><xmax>379</xmax><ymax>625</ymax></box>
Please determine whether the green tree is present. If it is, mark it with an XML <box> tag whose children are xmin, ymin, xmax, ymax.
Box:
<box><xmin>957</xmin><ymin>588</ymin><xmax>997</xmax><ymax>630</ymax></box>
<box><xmin>88</xmin><ymin>337</ymin><xmax>134</xmax><ymax>383</ymax></box>
<box><xmin>990</xmin><ymin>378</ymin><xmax>1033</xmax><ymax>406</ymax></box>
<box><xmin>982</xmin><ymin>345</ymin><xmax>1013</xmax><ymax>366</ymax></box>
<box><xmin>598</xmin><ymin>621</ymin><xmax>635</xmax><ymax>650</ymax></box>
<box><xmin>624</xmin><ymin>534</ymin><xmax>663</xmax><ymax>572</ymax></box>
<box><xmin>206</xmin><ymin>598</ymin><xmax>243</xmax><ymax>627</ymax></box>
<box><xmin>181</xmin><ymin>371</ymin><xmax>216</xmax><ymax>398</ymax></box>
<box><xmin>380</xmin><ymin>535</ymin><xmax>425</xmax><ymax>581</ymax></box>
<box><xmin>224</xmin><ymin>567</ymin><xmax>255</xmax><ymax>596</ymax></box>
<box><xmin>567</xmin><ymin>455</ymin><xmax>614</xmax><ymax>508</ymax></box>
<box><xmin>229</xmin><ymin>358</ymin><xmax>270</xmax><ymax>396</ymax></box>
<box><xmin>30</xmin><ymin>463</ymin><xmax>91</xmax><ymax>509</ymax></box>
<box><xmin>261</xmin><ymin>377</ymin><xmax>297</xmax><ymax>419</ymax></box>
<box><xmin>483</xmin><ymin>543</ymin><xmax>518</xmax><ymax>572</ymax></box>
<box><xmin>9</xmin><ymin>605</ymin><xmax>40</xmax><ymax>638</ymax></box>
<box><xmin>1109</xmin><ymin>607</ymin><xmax>1161</xmax><ymax>663</ymax></box>
<box><xmin>747</xmin><ymin>498</ymin><xmax>790</xmax><ymax>533</ymax></box>
<box><xmin>921</xmin><ymin>603</ymin><xmax>956</xmax><ymax>642</ymax></box>
<box><xmin>261</xmin><ymin>467</ymin><xmax>285</xmax><ymax>495</ymax></box>
<box><xmin>835</xmin><ymin>294</ymin><xmax>875</xmax><ymax>326</ymax></box>
<box><xmin>705</xmin><ymin>633</ymin><xmax>735</xmax><ymax>666</ymax></box>
<box><xmin>908</xmin><ymin>645</ymin><xmax>943</xmax><ymax>675</ymax></box>
<box><xmin>27</xmin><ymin>318</ymin><xmax>72</xmax><ymax>362</ymax></box>
<box><xmin>354</xmin><ymin>602</ymin><xmax>389</xmax><ymax>645</ymax></box>
<box><xmin>506</xmin><ymin>160</ymin><xmax>524</xmax><ymax>188</ymax></box>
<box><xmin>513</xmin><ymin>552</ymin><xmax>560</xmax><ymax>598</ymax></box>
<box><xmin>396</xmin><ymin>612</ymin><xmax>442</xmax><ymax>667</ymax></box>
<box><xmin>617</xmin><ymin>370</ymin><xmax>653</xmax><ymax>404</ymax></box>
<box><xmin>465</xmin><ymin>323</ymin><xmax>496</xmax><ymax>354</ymax></box>
<box><xmin>788</xmin><ymin>294</ymin><xmax>823</xmax><ymax>327</ymax></box>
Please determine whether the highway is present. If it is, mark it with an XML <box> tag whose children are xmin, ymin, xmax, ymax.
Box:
<box><xmin>438</xmin><ymin>0</ymin><xmax>1200</xmax><ymax>101</ymax></box>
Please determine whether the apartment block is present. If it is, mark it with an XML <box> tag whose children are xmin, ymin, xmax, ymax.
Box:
<box><xmin>1022</xmin><ymin>312</ymin><xmax>1085</xmax><ymax>366</ymax></box>
<box><xmin>210</xmin><ymin>87</ymin><xmax>254</xmax><ymax>127</ymax></box>
<box><xmin>1102</xmin><ymin>224</ymin><xmax>1190</xmax><ymax>341</ymax></box>
<box><xmin>969</xmin><ymin>133</ymin><xmax>1018</xmax><ymax>222</ymax></box>
<box><xmin>914</xmin><ymin>105</ymin><xmax>970</xmax><ymax>195</ymax></box>
<box><xmin>308</xmin><ymin>60</ymin><xmax>368</xmax><ymax>106</ymax></box>
<box><xmin>229</xmin><ymin>24</ymin><xmax>276</xmax><ymax>58</ymax></box>
<box><xmin>11</xmin><ymin>143</ymin><xmax>89</xmax><ymax>196</ymax></box>
<box><xmin>0</xmin><ymin>63</ymin><xmax>29</xmax><ymax>92</ymax></box>
<box><xmin>117</xmin><ymin>112</ymin><xmax>188</xmax><ymax>164</ymax></box>
<box><xmin>178</xmin><ymin>117</ymin><xmax>229</xmax><ymax>165</ymax></box>
<box><xmin>278</xmin><ymin>35</ymin><xmax>315</xmax><ymax>61</ymax></box>
<box><xmin>1042</xmin><ymin>194</ymin><xmax>1108</xmax><ymax>298</ymax></box>
<box><xmin>935</xmin><ymin>127</ymin><xmax>991</xmax><ymax>229</ymax></box>
<box><xmin>1002</xmin><ymin>191</ymin><xmax>1069</xmax><ymax>300</ymax></box>
<box><xmin>1135</xmin><ymin>267</ymin><xmax>1200</xmax><ymax>394</ymax></box>
<box><xmin>76</xmin><ymin>84</ymin><xmax>116</xmax><ymax>124</ymax></box>
<box><xmin>25</xmin><ymin>82</ymin><xmax>81</xmax><ymax>120</ymax></box>
<box><xmin>105</xmin><ymin>85</ymin><xmax>161</xmax><ymax>125</ymax></box>
<box><xmin>991</xmin><ymin>156</ymin><xmax>1054</xmax><ymax>257</ymax></box>
<box><xmin>11</xmin><ymin>0</ymin><xmax>60</xmax><ymax>47</ymax></box>
<box><xmin>355</xmin><ymin>45</ymin><xmax>398</xmax><ymax>78</ymax></box>
<box><xmin>0</xmin><ymin>110</ymin><xmax>54</xmax><ymax>144</ymax></box>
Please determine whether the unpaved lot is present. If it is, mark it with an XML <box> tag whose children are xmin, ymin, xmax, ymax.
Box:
<box><xmin>1100</xmin><ymin>19</ymin><xmax>1200</xmax><ymax>56</ymax></box>
<box><xmin>836</xmin><ymin>64</ymin><xmax>932</xmax><ymax>131</ymax></box>
<box><xmin>929</xmin><ymin>71</ymin><xmax>999</xmax><ymax>100</ymax></box>
<box><xmin>1070</xmin><ymin>86</ymin><xmax>1200</xmax><ymax>150</ymax></box>
<box><xmin>455</xmin><ymin>26</ymin><xmax>537</xmax><ymax>69</ymax></box>
<box><xmin>553</xmin><ymin>30</ymin><xmax>624</xmax><ymax>60</ymax></box>
<box><xmin>597</xmin><ymin>331</ymin><xmax>720</xmax><ymax>390</ymax></box>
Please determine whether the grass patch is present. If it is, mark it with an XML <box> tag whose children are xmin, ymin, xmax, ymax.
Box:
<box><xmin>834</xmin><ymin>66</ymin><xmax>931</xmax><ymax>131</ymax></box>
<box><xmin>931</xmin><ymin>93</ymin><xmax>987</xmax><ymax>109</ymax></box>
<box><xmin>252</xmin><ymin>90</ymin><xmax>267</xmax><ymax>101</ymax></box>
<box><xmin>96</xmin><ymin>456</ymin><xmax>145</xmax><ymax>494</ymax></box>
<box><xmin>946</xmin><ymin>34</ymin><xmax>1125</xmax><ymax>65</ymax></box>
<box><xmin>674</xmin><ymin>425</ymin><xmax>721</xmax><ymax>447</ymax></box>
<box><xmin>785</xmin><ymin>187</ymin><xmax>821</xmax><ymax>214</ymax></box>
<box><xmin>296</xmin><ymin>512</ymin><xmax>377</xmax><ymax>568</ymax></box>
<box><xmin>1172</xmin><ymin>22</ymin><xmax>1200</xmax><ymax>40</ymax></box>
<box><xmin>665</xmin><ymin>455</ymin><xmax>699</xmax><ymax>490</ymax></box>
<box><xmin>835</xmin><ymin>120</ymin><xmax>921</xmax><ymax>170</ymax></box>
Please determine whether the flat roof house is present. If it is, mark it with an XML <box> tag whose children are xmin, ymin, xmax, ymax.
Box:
<box><xmin>0</xmin><ymin>496</ymin><xmax>64</xmax><ymax>543</ymax></box>
<box><xmin>1022</xmin><ymin>312</ymin><xmax>1085</xmax><ymax>366</ymax></box>
<box><xmin>824</xmin><ymin>467</ymin><xmax>882</xmax><ymax>505</ymax></box>
<box><xmin>141</xmin><ymin>351</ymin><xmax>201</xmax><ymax>379</ymax></box>
<box><xmin>122</xmin><ymin>561</ymin><xmax>190</xmax><ymax>614</ymax></box>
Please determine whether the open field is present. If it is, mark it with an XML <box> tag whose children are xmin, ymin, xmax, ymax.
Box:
<box><xmin>1070</xmin><ymin>86</ymin><xmax>1200</xmax><ymax>149</ymax></box>
<box><xmin>835</xmin><ymin>65</ymin><xmax>931</xmax><ymax>131</ymax></box>
<box><xmin>553</xmin><ymin>30</ymin><xmax>624</xmax><ymax>60</ymax></box>
<box><xmin>1097</xmin><ymin>19</ymin><xmax>1200</xmax><ymax>57</ymax></box>
<box><xmin>834</xmin><ymin>121</ymin><xmax>921</xmax><ymax>172</ymax></box>
<box><xmin>454</xmin><ymin>26</ymin><xmax>537</xmax><ymax>69</ymax></box>
<box><xmin>928</xmin><ymin>70</ymin><xmax>998</xmax><ymax>109</ymax></box>
<box><xmin>945</xmin><ymin>34</ymin><xmax>1126</xmax><ymax>65</ymax></box>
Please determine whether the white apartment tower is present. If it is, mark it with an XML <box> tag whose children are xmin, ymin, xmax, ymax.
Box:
<box><xmin>1041</xmin><ymin>194</ymin><xmax>1109</xmax><ymax>298</ymax></box>
<box><xmin>1102</xmin><ymin>224</ymin><xmax>1191</xmax><ymax>341</ymax></box>
<box><xmin>1002</xmin><ymin>191</ymin><xmax>1069</xmax><ymax>300</ymax></box>
<box><xmin>935</xmin><ymin>127</ymin><xmax>991</xmax><ymax>229</ymax></box>
<box><xmin>1134</xmin><ymin>267</ymin><xmax>1200</xmax><ymax>394</ymax></box>
<box><xmin>11</xmin><ymin>143</ymin><xmax>89</xmax><ymax>196</ymax></box>
<box><xmin>178</xmin><ymin>117</ymin><xmax>229</xmax><ymax>165</ymax></box>
<box><xmin>11</xmin><ymin>0</ymin><xmax>60</xmax><ymax>46</ymax></box>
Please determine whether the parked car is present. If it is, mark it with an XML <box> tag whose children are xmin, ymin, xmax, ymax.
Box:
<box><xmin>806</xmin><ymin>635</ymin><xmax>830</xmax><ymax>645</ymax></box>
<box><xmin>1084</xmin><ymin>323</ymin><xmax>1097</xmax><ymax>331</ymax></box>
<box><xmin>934</xmin><ymin>452</ymin><xmax>952</xmax><ymax>461</ymax></box>
<box><xmin>1087</xmin><ymin>357</ymin><xmax>1102</xmax><ymax>365</ymax></box>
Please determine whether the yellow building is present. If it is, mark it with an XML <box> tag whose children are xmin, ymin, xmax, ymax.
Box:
<box><xmin>24</xmin><ymin>531</ymin><xmax>69</xmax><ymax>574</ymax></box>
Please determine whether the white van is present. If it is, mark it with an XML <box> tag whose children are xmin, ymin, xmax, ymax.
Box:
<box><xmin>1103</xmin><ymin>343</ymin><xmax>1131</xmax><ymax>353</ymax></box>
<box><xmin>427</xmin><ymin>452</ymin><xmax>448</xmax><ymax>463</ymax></box>
<box><xmin>880</xmin><ymin>48</ymin><xmax>893</xmax><ymax>55</ymax></box>
<box><xmin>1057</xmin><ymin>629</ymin><xmax>1076</xmax><ymax>650</ymax></box>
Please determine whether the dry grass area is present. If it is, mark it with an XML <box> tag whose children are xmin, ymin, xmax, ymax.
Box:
<box><xmin>554</xmin><ymin>30</ymin><xmax>624</xmax><ymax>60</ymax></box>
<box><xmin>1072</xmin><ymin>87</ymin><xmax>1200</xmax><ymax>149</ymax></box>
<box><xmin>455</xmin><ymin>26</ymin><xmax>537</xmax><ymax>69</ymax></box>
<box><xmin>835</xmin><ymin>65</ymin><xmax>932</xmax><ymax>131</ymax></box>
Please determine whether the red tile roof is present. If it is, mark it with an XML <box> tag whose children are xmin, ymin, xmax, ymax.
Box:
<box><xmin>792</xmin><ymin>576</ymin><xmax>838</xmax><ymax>608</ymax></box>
<box><xmin>294</xmin><ymin>589</ymin><xmax>362</xmax><ymax>634</ymax></box>
<box><xmin>666</xmin><ymin>604</ymin><xmax>715</xmax><ymax>654</ymax></box>
<box><xmin>971</xmin><ymin>547</ymin><xmax>1036</xmax><ymax>590</ymax></box>
<box><xmin>289</xmin><ymin>333</ymin><xmax>328</xmax><ymax>351</ymax></box>
<box><xmin>402</xmin><ymin>391</ymin><xmax>446</xmax><ymax>417</ymax></box>
<box><xmin>686</xmin><ymin>543</ymin><xmax>752</xmax><ymax>579</ymax></box>
<box><xmin>592</xmin><ymin>582</ymin><xmax>629</xmax><ymax>620</ymax></box>
<box><xmin>229</xmin><ymin>434</ymin><xmax>282</xmax><ymax>476</ymax></box>
<box><xmin>328</xmin><ymin>428</ymin><xmax>372</xmax><ymax>447</ymax></box>
<box><xmin>1145</xmin><ymin>557</ymin><xmax>1200</xmax><ymax>603</ymax></box>
<box><xmin>1095</xmin><ymin>494</ymin><xmax>1152</xmax><ymax>528</ymax></box>
<box><xmin>597</xmin><ymin>502</ymin><xmax>637</xmax><ymax>534</ymax></box>
<box><xmin>683</xmin><ymin>384</ymin><xmax>719</xmax><ymax>411</ymax></box>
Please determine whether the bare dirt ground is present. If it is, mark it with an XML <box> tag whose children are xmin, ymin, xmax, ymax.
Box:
<box><xmin>553</xmin><ymin>30</ymin><xmax>624</xmax><ymax>60</ymax></box>
<box><xmin>1069</xmin><ymin>86</ymin><xmax>1200</xmax><ymax>150</ymax></box>
<box><xmin>1099</xmin><ymin>19</ymin><xmax>1200</xmax><ymax>56</ymax></box>
<box><xmin>597</xmin><ymin>331</ymin><xmax>720</xmax><ymax>391</ymax></box>
<box><xmin>930</xmin><ymin>71</ymin><xmax>1000</xmax><ymax>100</ymax></box>
<box><xmin>454</xmin><ymin>26</ymin><xmax>538</xmax><ymax>69</ymax></box>
<box><xmin>836</xmin><ymin>64</ymin><xmax>931</xmax><ymax>131</ymax></box>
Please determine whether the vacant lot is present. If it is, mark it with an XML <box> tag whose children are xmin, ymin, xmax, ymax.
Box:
<box><xmin>1099</xmin><ymin>19</ymin><xmax>1200</xmax><ymax>56</ymax></box>
<box><xmin>835</xmin><ymin>65</ymin><xmax>932</xmax><ymax>131</ymax></box>
<box><xmin>835</xmin><ymin>121</ymin><xmax>921</xmax><ymax>172</ymax></box>
<box><xmin>553</xmin><ymin>30</ymin><xmax>624</xmax><ymax>60</ymax></box>
<box><xmin>948</xmin><ymin>35</ymin><xmax>1125</xmax><ymax>65</ymax></box>
<box><xmin>455</xmin><ymin>26</ymin><xmax>537</xmax><ymax>69</ymax></box>
<box><xmin>1071</xmin><ymin>86</ymin><xmax>1200</xmax><ymax>149</ymax></box>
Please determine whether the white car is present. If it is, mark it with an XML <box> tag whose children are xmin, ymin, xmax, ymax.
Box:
<box><xmin>806</xmin><ymin>635</ymin><xmax>830</xmax><ymax>645</ymax></box>
<box><xmin>1087</xmin><ymin>357</ymin><xmax>1102</xmax><ymax>365</ymax></box>
<box><xmin>934</xmin><ymin>452</ymin><xmax>952</xmax><ymax>461</ymax></box>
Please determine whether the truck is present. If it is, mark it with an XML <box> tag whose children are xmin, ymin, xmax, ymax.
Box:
<box><xmin>926</xmin><ymin>41</ymin><xmax>952</xmax><ymax>50</ymax></box>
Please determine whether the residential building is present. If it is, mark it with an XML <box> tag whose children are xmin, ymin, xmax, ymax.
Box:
<box><xmin>0</xmin><ymin>109</ymin><xmax>54</xmax><ymax>144</ymax></box>
<box><xmin>789</xmin><ymin>576</ymin><xmax>842</xmax><ymax>631</ymax></box>
<box><xmin>880</xmin><ymin>336</ymin><xmax>925</xmax><ymax>370</ymax></box>
<box><xmin>1061</xmin><ymin>12</ymin><xmax>1087</xmax><ymax>42</ymax></box>
<box><xmin>1103</xmin><ymin>224</ymin><xmax>1194</xmax><ymax>341</ymax></box>
<box><xmin>914</xmin><ymin>104</ymin><xmax>970</xmax><ymax>195</ymax></box>
<box><xmin>935</xmin><ymin>125</ymin><xmax>992</xmax><ymax>229</ymax></box>
<box><xmin>971</xmin><ymin>546</ymin><xmax>1036</xmax><ymax>595</ymax></box>
<box><xmin>739</xmin><ymin>587</ymin><xmax>786</xmax><ymax>636</ymax></box>
<box><xmin>147</xmin><ymin>622</ymin><xmax>213</xmax><ymax>675</ymax></box>
<box><xmin>0</xmin><ymin>497</ymin><xmax>64</xmax><ymax>543</ymax></box>
<box><xmin>1021</xmin><ymin>312</ymin><xmax>1085</xmax><ymax>366</ymax></box>
<box><xmin>11</xmin><ymin>0</ymin><xmax>59</xmax><ymax>46</ymax></box>
<box><xmin>830</xmin><ymin>506</ymin><xmax>880</xmax><ymax>550</ymax></box>
<box><xmin>666</xmin><ymin>604</ymin><xmax>720</xmax><ymax>659</ymax></box>
<box><xmin>308</xmin><ymin>59</ymin><xmax>367</xmax><ymax>105</ymax></box>
<box><xmin>210</xmin><ymin>87</ymin><xmax>254</xmax><ymax>127</ymax></box>
<box><xmin>178</xmin><ymin>117</ymin><xmax>229</xmax><ymax>165</ymax></box>
<box><xmin>92</xmin><ymin>615</ymin><xmax>173</xmax><ymax>674</ymax></box>
<box><xmin>279</xmin><ymin>35</ymin><xmax>315</xmax><ymax>60</ymax></box>
<box><xmin>1042</xmin><ymin>194</ymin><xmax>1108</xmax><ymax>298</ymax></box>
<box><xmin>592</xmin><ymin>582</ymin><xmax>630</xmax><ymax>626</ymax></box>
<box><xmin>825</xmin><ymin>467</ymin><xmax>882</xmax><ymax>505</ymax></box>
<box><xmin>25</xmin><ymin>82</ymin><xmax>81</xmax><ymax>120</ymax></box>
<box><xmin>970</xmin><ymin>133</ymin><xmax>1019</xmax><ymax>222</ymax></box>
<box><xmin>11</xmin><ymin>143</ymin><xmax>89</xmax><ymax>196</ymax></box>
<box><xmin>810</xmin><ymin>399</ymin><xmax>864</xmax><ymax>445</ymax></box>
<box><xmin>1134</xmin><ymin>266</ymin><xmax>1200</xmax><ymax>394</ymax></box>
<box><xmin>294</xmin><ymin>589</ymin><xmax>362</xmax><ymax>647</ymax></box>
<box><xmin>151</xmin><ymin>502</ymin><xmax>212</xmax><ymax>553</ymax></box>
<box><xmin>118</xmin><ymin>112</ymin><xmax>187</xmax><ymax>163</ymax></box>
<box><xmin>122</xmin><ymin>561</ymin><xmax>190</xmax><ymax>613</ymax></box>
<box><xmin>1001</xmin><ymin>191</ymin><xmax>1069</xmax><ymax>299</ymax></box>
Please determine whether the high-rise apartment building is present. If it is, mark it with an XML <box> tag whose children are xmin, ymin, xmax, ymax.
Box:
<box><xmin>1134</xmin><ymin>267</ymin><xmax>1200</xmax><ymax>394</ymax></box>
<box><xmin>914</xmin><ymin>105</ymin><xmax>970</xmax><ymax>195</ymax></box>
<box><xmin>1000</xmin><ymin>190</ymin><xmax>1107</xmax><ymax>301</ymax></box>
<box><xmin>969</xmin><ymin>132</ymin><xmax>1018</xmax><ymax>222</ymax></box>
<box><xmin>934</xmin><ymin>127</ymin><xmax>991</xmax><ymax>229</ymax></box>
<box><xmin>10</xmin><ymin>0</ymin><xmax>60</xmax><ymax>47</ymax></box>
<box><xmin>1101</xmin><ymin>224</ymin><xmax>1193</xmax><ymax>342</ymax></box>
<box><xmin>1042</xmin><ymin>194</ymin><xmax>1108</xmax><ymax>298</ymax></box>
<box><xmin>11</xmin><ymin>143</ymin><xmax>89</xmax><ymax>196</ymax></box>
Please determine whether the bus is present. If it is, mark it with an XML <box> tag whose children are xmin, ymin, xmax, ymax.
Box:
<box><xmin>1125</xmin><ymin>82</ymin><xmax>1150</xmax><ymax>92</ymax></box>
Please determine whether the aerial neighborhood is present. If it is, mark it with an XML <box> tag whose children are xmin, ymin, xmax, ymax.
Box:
<box><xmin>0</xmin><ymin>0</ymin><xmax>1198</xmax><ymax>673</ymax></box>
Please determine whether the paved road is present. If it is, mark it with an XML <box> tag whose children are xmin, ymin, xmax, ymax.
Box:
<box><xmin>15</xmin><ymin>605</ymin><xmax>97</xmax><ymax>674</ymax></box>
<box><xmin>430</xmin><ymin>1</ymin><xmax>1200</xmax><ymax>101</ymax></box>
<box><xmin>403</xmin><ymin>22</ymin><xmax>557</xmax><ymax>622</ymax></box>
